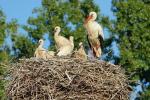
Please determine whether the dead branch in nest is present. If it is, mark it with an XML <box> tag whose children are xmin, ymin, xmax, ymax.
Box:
<box><xmin>6</xmin><ymin>57</ymin><xmax>131</xmax><ymax>100</ymax></box>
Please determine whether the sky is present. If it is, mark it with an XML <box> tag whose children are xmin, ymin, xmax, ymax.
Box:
<box><xmin>0</xmin><ymin>0</ymin><xmax>41</xmax><ymax>24</ymax></box>
<box><xmin>0</xmin><ymin>0</ymin><xmax>114</xmax><ymax>24</ymax></box>
<box><xmin>94</xmin><ymin>0</ymin><xmax>115</xmax><ymax>19</ymax></box>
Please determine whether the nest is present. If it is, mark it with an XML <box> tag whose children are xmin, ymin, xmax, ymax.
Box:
<box><xmin>6</xmin><ymin>57</ymin><xmax>131</xmax><ymax>100</ymax></box>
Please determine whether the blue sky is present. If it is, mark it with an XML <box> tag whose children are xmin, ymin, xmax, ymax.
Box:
<box><xmin>94</xmin><ymin>0</ymin><xmax>115</xmax><ymax>19</ymax></box>
<box><xmin>0</xmin><ymin>0</ymin><xmax>41</xmax><ymax>24</ymax></box>
<box><xmin>0</xmin><ymin>0</ymin><xmax>114</xmax><ymax>24</ymax></box>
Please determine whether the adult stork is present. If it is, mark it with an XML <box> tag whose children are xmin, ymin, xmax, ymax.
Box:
<box><xmin>84</xmin><ymin>11</ymin><xmax>104</xmax><ymax>58</ymax></box>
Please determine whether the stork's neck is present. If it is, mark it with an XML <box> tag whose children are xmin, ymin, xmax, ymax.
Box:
<box><xmin>38</xmin><ymin>43</ymin><xmax>44</xmax><ymax>49</ymax></box>
<box><xmin>70</xmin><ymin>40</ymin><xmax>74</xmax><ymax>46</ymax></box>
<box><xmin>85</xmin><ymin>20</ymin><xmax>93</xmax><ymax>25</ymax></box>
<box><xmin>54</xmin><ymin>31</ymin><xmax>60</xmax><ymax>36</ymax></box>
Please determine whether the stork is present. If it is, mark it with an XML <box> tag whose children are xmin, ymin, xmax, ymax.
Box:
<box><xmin>84</xmin><ymin>11</ymin><xmax>104</xmax><ymax>58</ymax></box>
<box><xmin>73</xmin><ymin>42</ymin><xmax>87</xmax><ymax>60</ymax></box>
<box><xmin>34</xmin><ymin>39</ymin><xmax>47</xmax><ymax>59</ymax></box>
<box><xmin>34</xmin><ymin>39</ymin><xmax>55</xmax><ymax>59</ymax></box>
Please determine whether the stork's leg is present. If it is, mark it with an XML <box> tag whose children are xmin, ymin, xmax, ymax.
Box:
<box><xmin>92</xmin><ymin>47</ymin><xmax>96</xmax><ymax>57</ymax></box>
<box><xmin>93</xmin><ymin>47</ymin><xmax>100</xmax><ymax>58</ymax></box>
<box><xmin>95</xmin><ymin>43</ymin><xmax>102</xmax><ymax>58</ymax></box>
<box><xmin>97</xmin><ymin>48</ymin><xmax>102</xmax><ymax>57</ymax></box>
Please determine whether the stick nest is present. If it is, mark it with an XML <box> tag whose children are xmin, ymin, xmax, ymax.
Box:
<box><xmin>6</xmin><ymin>57</ymin><xmax>131</xmax><ymax>100</ymax></box>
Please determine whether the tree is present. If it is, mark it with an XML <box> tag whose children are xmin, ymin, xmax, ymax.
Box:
<box><xmin>111</xmin><ymin>0</ymin><xmax>150</xmax><ymax>98</ymax></box>
<box><xmin>0</xmin><ymin>9</ymin><xmax>10</xmax><ymax>99</ymax></box>
<box><xmin>0</xmin><ymin>9</ymin><xmax>9</xmax><ymax>62</ymax></box>
<box><xmin>140</xmin><ymin>86</ymin><xmax>150</xmax><ymax>99</ymax></box>
<box><xmin>0</xmin><ymin>8</ymin><xmax>19</xmax><ymax>99</ymax></box>
<box><xmin>0</xmin><ymin>9</ymin><xmax>16</xmax><ymax>100</ymax></box>
<box><xmin>12</xmin><ymin>35</ymin><xmax>36</xmax><ymax>59</ymax></box>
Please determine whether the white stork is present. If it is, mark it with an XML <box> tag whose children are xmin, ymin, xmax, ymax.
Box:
<box><xmin>84</xmin><ymin>11</ymin><xmax>104</xmax><ymax>58</ymax></box>
<box><xmin>34</xmin><ymin>39</ymin><xmax>55</xmax><ymax>59</ymax></box>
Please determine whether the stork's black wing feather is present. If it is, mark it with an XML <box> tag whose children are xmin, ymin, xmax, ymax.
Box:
<box><xmin>87</xmin><ymin>35</ymin><xmax>92</xmax><ymax>48</ymax></box>
<box><xmin>98</xmin><ymin>34</ymin><xmax>104</xmax><ymax>50</ymax></box>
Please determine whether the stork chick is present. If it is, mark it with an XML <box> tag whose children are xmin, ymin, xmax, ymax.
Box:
<box><xmin>34</xmin><ymin>39</ymin><xmax>55</xmax><ymax>59</ymax></box>
<box><xmin>73</xmin><ymin>42</ymin><xmax>87</xmax><ymax>60</ymax></box>
<box><xmin>34</xmin><ymin>39</ymin><xmax>47</xmax><ymax>59</ymax></box>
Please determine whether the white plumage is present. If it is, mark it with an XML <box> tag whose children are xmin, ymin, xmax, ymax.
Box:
<box><xmin>57</xmin><ymin>36</ymin><xmax>74</xmax><ymax>56</ymax></box>
<box><xmin>84</xmin><ymin>11</ymin><xmax>104</xmax><ymax>58</ymax></box>
<box><xmin>47</xmin><ymin>51</ymin><xmax>55</xmax><ymax>59</ymax></box>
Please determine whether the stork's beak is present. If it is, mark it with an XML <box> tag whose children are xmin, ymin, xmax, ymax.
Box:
<box><xmin>84</xmin><ymin>15</ymin><xmax>93</xmax><ymax>24</ymax></box>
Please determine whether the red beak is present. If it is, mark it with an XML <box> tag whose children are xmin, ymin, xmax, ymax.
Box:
<box><xmin>84</xmin><ymin>15</ymin><xmax>93</xmax><ymax>24</ymax></box>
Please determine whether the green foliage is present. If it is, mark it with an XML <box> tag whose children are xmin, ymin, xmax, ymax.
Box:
<box><xmin>13</xmin><ymin>36</ymin><xmax>36</xmax><ymax>58</ymax></box>
<box><xmin>0</xmin><ymin>9</ymin><xmax>6</xmax><ymax>46</ymax></box>
<box><xmin>111</xmin><ymin>0</ymin><xmax>150</xmax><ymax>98</ymax></box>
<box><xmin>0</xmin><ymin>9</ymin><xmax>9</xmax><ymax>100</ymax></box>
<box><xmin>140</xmin><ymin>86</ymin><xmax>150</xmax><ymax>100</ymax></box>
<box><xmin>0</xmin><ymin>64</ymin><xmax>8</xmax><ymax>100</ymax></box>
<box><xmin>111</xmin><ymin>0</ymin><xmax>150</xmax><ymax>80</ymax></box>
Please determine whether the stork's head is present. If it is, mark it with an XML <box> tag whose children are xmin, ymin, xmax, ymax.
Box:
<box><xmin>79</xmin><ymin>42</ymin><xmax>83</xmax><ymax>46</ymax></box>
<box><xmin>79</xmin><ymin>42</ymin><xmax>83</xmax><ymax>48</ymax></box>
<box><xmin>38</xmin><ymin>39</ymin><xmax>44</xmax><ymax>45</ymax></box>
<box><xmin>54</xmin><ymin>26</ymin><xmax>61</xmax><ymax>34</ymax></box>
<box><xmin>85</xmin><ymin>11</ymin><xmax>97</xmax><ymax>24</ymax></box>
